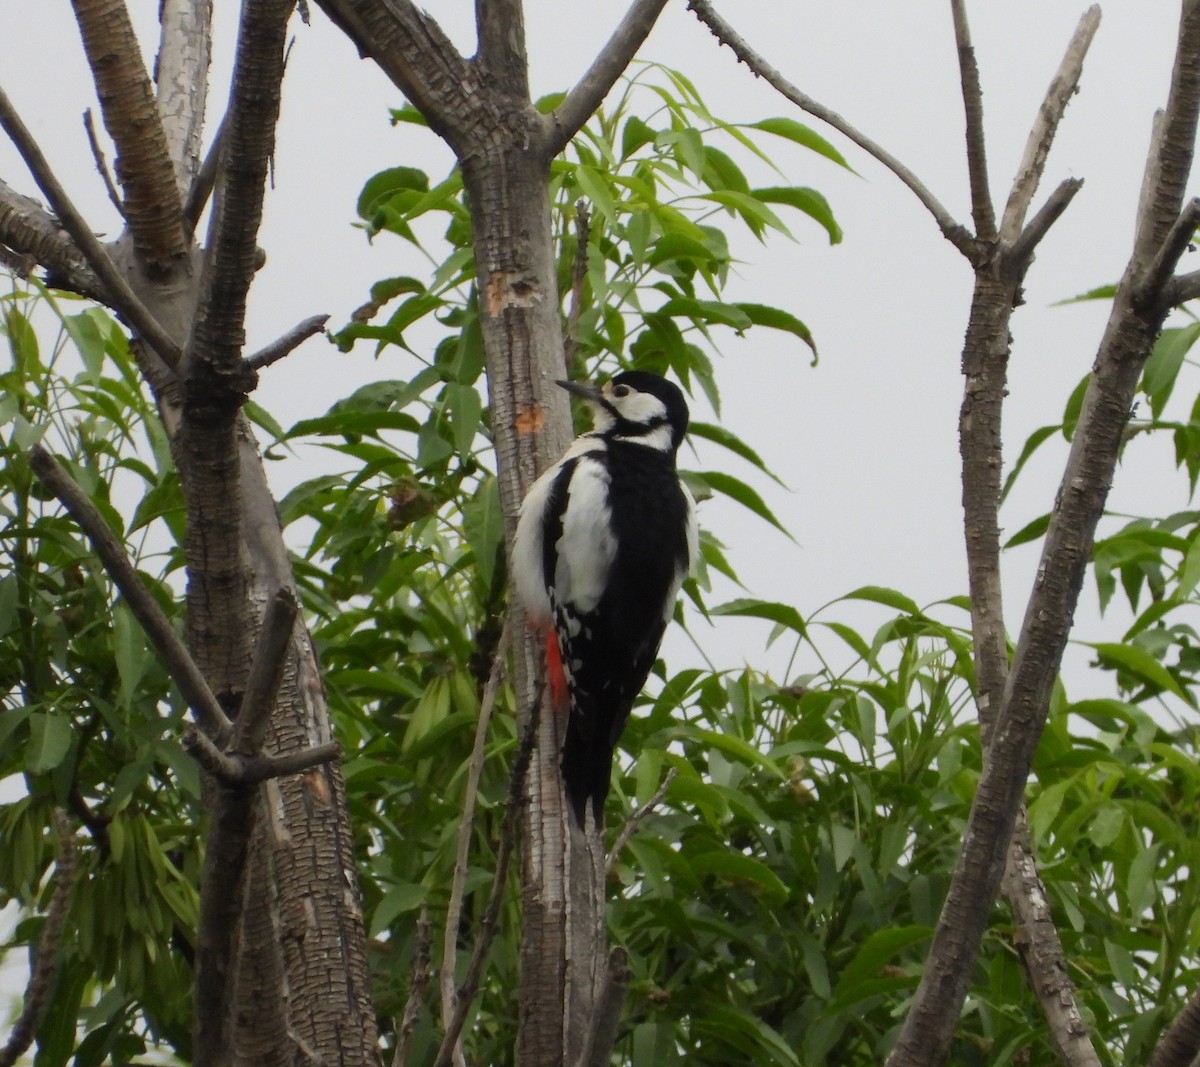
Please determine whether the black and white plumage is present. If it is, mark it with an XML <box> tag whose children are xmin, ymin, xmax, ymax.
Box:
<box><xmin>512</xmin><ymin>371</ymin><xmax>697</xmax><ymax>827</ymax></box>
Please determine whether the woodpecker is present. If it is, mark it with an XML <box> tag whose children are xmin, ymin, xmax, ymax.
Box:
<box><xmin>512</xmin><ymin>371</ymin><xmax>697</xmax><ymax>828</ymax></box>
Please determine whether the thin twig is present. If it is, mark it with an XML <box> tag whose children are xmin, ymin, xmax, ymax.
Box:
<box><xmin>605</xmin><ymin>767</ymin><xmax>677</xmax><ymax>877</ymax></box>
<box><xmin>685</xmin><ymin>0</ymin><xmax>974</xmax><ymax>255</ymax></box>
<box><xmin>184</xmin><ymin>114</ymin><xmax>225</xmax><ymax>236</ymax></box>
<box><xmin>432</xmin><ymin>692</ymin><xmax>539</xmax><ymax>1067</ymax></box>
<box><xmin>1000</xmin><ymin>7</ymin><xmax>1101</xmax><ymax>244</ymax></box>
<box><xmin>1163</xmin><ymin>267</ymin><xmax>1200</xmax><ymax>307</ymax></box>
<box><xmin>1009</xmin><ymin>177</ymin><xmax>1085</xmax><ymax>269</ymax></box>
<box><xmin>231</xmin><ymin>588</ymin><xmax>299</xmax><ymax>756</ymax></box>
<box><xmin>950</xmin><ymin>0</ymin><xmax>996</xmax><ymax>242</ymax></box>
<box><xmin>245</xmin><ymin>313</ymin><xmax>330</xmax><ymax>371</ymax></box>
<box><xmin>392</xmin><ymin>907</ymin><xmax>434</xmax><ymax>1067</ymax></box>
<box><xmin>562</xmin><ymin>201</ymin><xmax>591</xmax><ymax>376</ymax></box>
<box><xmin>0</xmin><ymin>86</ymin><xmax>182</xmax><ymax>364</ymax></box>
<box><xmin>27</xmin><ymin>445</ymin><xmax>230</xmax><ymax>740</ymax></box>
<box><xmin>441</xmin><ymin>617</ymin><xmax>511</xmax><ymax>1066</ymax></box>
<box><xmin>0</xmin><ymin>811</ymin><xmax>78</xmax><ymax>1067</ymax></box>
<box><xmin>82</xmin><ymin>108</ymin><xmax>125</xmax><ymax>219</ymax></box>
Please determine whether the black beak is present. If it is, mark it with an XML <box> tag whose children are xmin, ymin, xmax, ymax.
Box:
<box><xmin>555</xmin><ymin>378</ymin><xmax>603</xmax><ymax>402</ymax></box>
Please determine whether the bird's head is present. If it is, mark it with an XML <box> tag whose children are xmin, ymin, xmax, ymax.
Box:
<box><xmin>556</xmin><ymin>371</ymin><xmax>689</xmax><ymax>452</ymax></box>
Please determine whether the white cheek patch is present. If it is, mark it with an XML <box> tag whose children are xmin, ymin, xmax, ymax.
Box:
<box><xmin>612</xmin><ymin>392</ymin><xmax>666</xmax><ymax>424</ymax></box>
<box><xmin>614</xmin><ymin>423</ymin><xmax>674</xmax><ymax>450</ymax></box>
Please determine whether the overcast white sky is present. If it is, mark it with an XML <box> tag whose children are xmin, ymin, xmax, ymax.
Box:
<box><xmin>0</xmin><ymin>3</ymin><xmax>1193</xmax><ymax>685</ymax></box>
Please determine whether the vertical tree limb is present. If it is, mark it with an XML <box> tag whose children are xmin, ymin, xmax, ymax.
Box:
<box><xmin>70</xmin><ymin>0</ymin><xmax>188</xmax><ymax>273</ymax></box>
<box><xmin>155</xmin><ymin>0</ymin><xmax>214</xmax><ymax>195</ymax></box>
<box><xmin>887</xmin><ymin>4</ymin><xmax>1200</xmax><ymax>1063</ymax></box>
<box><xmin>949</xmin><ymin>0</ymin><xmax>996</xmax><ymax>243</ymax></box>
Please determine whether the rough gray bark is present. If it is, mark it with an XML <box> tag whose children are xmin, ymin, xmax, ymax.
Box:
<box><xmin>0</xmin><ymin>3</ymin><xmax>379</xmax><ymax>1065</ymax></box>
<box><xmin>312</xmin><ymin>0</ymin><xmax>667</xmax><ymax>1061</ymax></box>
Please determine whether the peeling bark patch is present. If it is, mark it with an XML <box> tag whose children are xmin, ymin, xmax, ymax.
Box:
<box><xmin>515</xmin><ymin>404</ymin><xmax>545</xmax><ymax>436</ymax></box>
<box><xmin>486</xmin><ymin>269</ymin><xmax>541</xmax><ymax>316</ymax></box>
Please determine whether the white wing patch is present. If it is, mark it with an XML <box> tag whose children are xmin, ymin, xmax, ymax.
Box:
<box><xmin>511</xmin><ymin>466</ymin><xmax>556</xmax><ymax>624</ymax></box>
<box><xmin>554</xmin><ymin>455</ymin><xmax>615</xmax><ymax>614</ymax></box>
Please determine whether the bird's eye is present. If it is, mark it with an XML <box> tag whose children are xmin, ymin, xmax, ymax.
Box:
<box><xmin>612</xmin><ymin>384</ymin><xmax>631</xmax><ymax>398</ymax></box>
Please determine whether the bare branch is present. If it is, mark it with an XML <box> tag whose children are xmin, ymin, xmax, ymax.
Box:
<box><xmin>949</xmin><ymin>0</ymin><xmax>995</xmax><ymax>242</ymax></box>
<box><xmin>82</xmin><ymin>108</ymin><xmax>125</xmax><ymax>219</ymax></box>
<box><xmin>1003</xmin><ymin>816</ymin><xmax>1103</xmax><ymax>1067</ymax></box>
<box><xmin>1000</xmin><ymin>7</ymin><xmax>1101</xmax><ymax>243</ymax></box>
<box><xmin>184</xmin><ymin>114</ymin><xmax>224</xmax><ymax>236</ymax></box>
<box><xmin>156</xmin><ymin>0</ymin><xmax>214</xmax><ymax>194</ymax></box>
<box><xmin>0</xmin><ymin>180</ymin><xmax>100</xmax><ymax>297</ymax></box>
<box><xmin>562</xmin><ymin>200</ymin><xmax>591</xmax><ymax>376</ymax></box>
<box><xmin>441</xmin><ymin>618</ymin><xmax>511</xmax><ymax>1066</ymax></box>
<box><xmin>1149</xmin><ymin>985</ymin><xmax>1200</xmax><ymax>1067</ymax></box>
<box><xmin>580</xmin><ymin>947</ymin><xmax>633</xmax><ymax>1067</ymax></box>
<box><xmin>886</xmin><ymin>4</ymin><xmax>1200</xmax><ymax>1063</ymax></box>
<box><xmin>230</xmin><ymin>588</ymin><xmax>299</xmax><ymax>757</ymax></box>
<box><xmin>432</xmin><ymin>692</ymin><xmax>539</xmax><ymax>1067</ymax></box>
<box><xmin>183</xmin><ymin>728</ymin><xmax>340</xmax><ymax>784</ymax></box>
<box><xmin>245</xmin><ymin>313</ymin><xmax>330</xmax><ymax>371</ymax></box>
<box><xmin>1008</xmin><ymin>176</ymin><xmax>1085</xmax><ymax>269</ymax></box>
<box><xmin>0</xmin><ymin>812</ymin><xmax>78</xmax><ymax>1067</ymax></box>
<box><xmin>27</xmin><ymin>444</ymin><xmax>230</xmax><ymax>740</ymax></box>
<box><xmin>190</xmin><ymin>0</ymin><xmax>293</xmax><ymax>389</ymax></box>
<box><xmin>1163</xmin><ymin>266</ymin><xmax>1200</xmax><ymax>307</ymax></box>
<box><xmin>70</xmin><ymin>0</ymin><xmax>188</xmax><ymax>273</ymax></box>
<box><xmin>1136</xmin><ymin>196</ymin><xmax>1200</xmax><ymax>313</ymax></box>
<box><xmin>0</xmin><ymin>86</ymin><xmax>183</xmax><ymax>363</ymax></box>
<box><xmin>311</xmin><ymin>0</ymin><xmax>473</xmax><ymax>150</ymax></box>
<box><xmin>392</xmin><ymin>907</ymin><xmax>433</xmax><ymax>1067</ymax></box>
<box><xmin>544</xmin><ymin>0</ymin><xmax>671</xmax><ymax>156</ymax></box>
<box><xmin>605</xmin><ymin>767</ymin><xmax>677</xmax><ymax>876</ymax></box>
<box><xmin>685</xmin><ymin>0</ymin><xmax>975</xmax><ymax>255</ymax></box>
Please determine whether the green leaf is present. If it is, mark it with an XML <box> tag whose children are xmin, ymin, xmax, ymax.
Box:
<box><xmin>831</xmin><ymin>925</ymin><xmax>930</xmax><ymax>1009</ymax></box>
<box><xmin>1089</xmin><ymin>641</ymin><xmax>1195</xmax><ymax>706</ymax></box>
<box><xmin>692</xmin><ymin>470</ymin><xmax>790</xmax><ymax>536</ymax></box>
<box><xmin>1054</xmin><ymin>282</ymin><xmax>1118</xmax><ymax>305</ymax></box>
<box><xmin>1005</xmin><ymin>512</ymin><xmax>1051</xmax><ymax>549</ymax></box>
<box><xmin>574</xmin><ymin>164</ymin><xmax>620</xmax><ymax>223</ymax></box>
<box><xmin>463</xmin><ymin>476</ymin><xmax>503</xmax><ymax>591</ymax></box>
<box><xmin>711</xmin><ymin>597</ymin><xmax>806</xmax><ymax>636</ymax></box>
<box><xmin>842</xmin><ymin>585</ymin><xmax>922</xmax><ymax>616</ymax></box>
<box><xmin>733</xmin><ymin>302</ymin><xmax>818</xmax><ymax>363</ymax></box>
<box><xmin>755</xmin><ymin>186</ymin><xmax>843</xmax><ymax>244</ymax></box>
<box><xmin>26</xmin><ymin>711</ymin><xmax>72</xmax><ymax>773</ymax></box>
<box><xmin>369</xmin><ymin>883</ymin><xmax>427</xmax><ymax>937</ymax></box>
<box><xmin>688</xmin><ymin>421</ymin><xmax>785</xmax><ymax>484</ymax></box>
<box><xmin>687</xmin><ymin>849</ymin><xmax>788</xmax><ymax>901</ymax></box>
<box><xmin>445</xmin><ymin>382</ymin><xmax>483</xmax><ymax>457</ymax></box>
<box><xmin>1001</xmin><ymin>423</ymin><xmax>1059</xmax><ymax>504</ymax></box>
<box><xmin>1143</xmin><ymin>322</ymin><xmax>1200</xmax><ymax>418</ymax></box>
<box><xmin>748</xmin><ymin>117</ymin><xmax>854</xmax><ymax>171</ymax></box>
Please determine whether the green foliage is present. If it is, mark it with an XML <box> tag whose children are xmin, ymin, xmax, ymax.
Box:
<box><xmin>0</xmin><ymin>281</ymin><xmax>197</xmax><ymax>1062</ymax></box>
<box><xmin>6</xmin><ymin>60</ymin><xmax>1200</xmax><ymax>1067</ymax></box>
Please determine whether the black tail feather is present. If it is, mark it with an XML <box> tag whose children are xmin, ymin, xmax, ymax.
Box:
<box><xmin>561</xmin><ymin>716</ymin><xmax>613</xmax><ymax>829</ymax></box>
